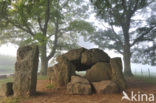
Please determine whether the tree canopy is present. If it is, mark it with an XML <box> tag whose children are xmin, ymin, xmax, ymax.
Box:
<box><xmin>0</xmin><ymin>0</ymin><xmax>95</xmax><ymax>75</ymax></box>
<box><xmin>90</xmin><ymin>0</ymin><xmax>155</xmax><ymax>76</ymax></box>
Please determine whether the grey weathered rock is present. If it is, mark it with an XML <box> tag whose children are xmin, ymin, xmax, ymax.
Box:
<box><xmin>56</xmin><ymin>48</ymin><xmax>86</xmax><ymax>62</ymax></box>
<box><xmin>0</xmin><ymin>82</ymin><xmax>13</xmax><ymax>97</ymax></box>
<box><xmin>67</xmin><ymin>76</ymin><xmax>92</xmax><ymax>95</ymax></box>
<box><xmin>92</xmin><ymin>80</ymin><xmax>119</xmax><ymax>94</ymax></box>
<box><xmin>49</xmin><ymin>59</ymin><xmax>76</xmax><ymax>87</ymax></box>
<box><xmin>48</xmin><ymin>48</ymin><xmax>127</xmax><ymax>94</ymax></box>
<box><xmin>56</xmin><ymin>48</ymin><xmax>88</xmax><ymax>71</ymax></box>
<box><xmin>110</xmin><ymin>57</ymin><xmax>127</xmax><ymax>90</ymax></box>
<box><xmin>13</xmin><ymin>45</ymin><xmax>39</xmax><ymax>96</ymax></box>
<box><xmin>86</xmin><ymin>62</ymin><xmax>112</xmax><ymax>82</ymax></box>
<box><xmin>81</xmin><ymin>48</ymin><xmax>110</xmax><ymax>67</ymax></box>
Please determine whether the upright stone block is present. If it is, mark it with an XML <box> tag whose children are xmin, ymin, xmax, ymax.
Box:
<box><xmin>110</xmin><ymin>57</ymin><xmax>127</xmax><ymax>90</ymax></box>
<box><xmin>51</xmin><ymin>59</ymin><xmax>76</xmax><ymax>87</ymax></box>
<box><xmin>13</xmin><ymin>45</ymin><xmax>39</xmax><ymax>96</ymax></box>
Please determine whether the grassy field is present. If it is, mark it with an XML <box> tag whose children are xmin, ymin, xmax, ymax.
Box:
<box><xmin>0</xmin><ymin>75</ymin><xmax>47</xmax><ymax>87</ymax></box>
<box><xmin>0</xmin><ymin>75</ymin><xmax>47</xmax><ymax>103</ymax></box>
<box><xmin>0</xmin><ymin>74</ymin><xmax>156</xmax><ymax>103</ymax></box>
<box><xmin>133</xmin><ymin>75</ymin><xmax>156</xmax><ymax>84</ymax></box>
<box><xmin>0</xmin><ymin>78</ymin><xmax>13</xmax><ymax>88</ymax></box>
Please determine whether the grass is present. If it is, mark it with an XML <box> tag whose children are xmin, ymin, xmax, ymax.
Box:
<box><xmin>0</xmin><ymin>77</ymin><xmax>13</xmax><ymax>88</ymax></box>
<box><xmin>37</xmin><ymin>75</ymin><xmax>47</xmax><ymax>80</ymax></box>
<box><xmin>0</xmin><ymin>75</ymin><xmax>47</xmax><ymax>87</ymax></box>
<box><xmin>46</xmin><ymin>84</ymin><xmax>55</xmax><ymax>89</ymax></box>
<box><xmin>0</xmin><ymin>97</ymin><xmax>21</xmax><ymax>103</ymax></box>
<box><xmin>0</xmin><ymin>75</ymin><xmax>47</xmax><ymax>103</ymax></box>
<box><xmin>0</xmin><ymin>96</ymin><xmax>30</xmax><ymax>103</ymax></box>
<box><xmin>133</xmin><ymin>75</ymin><xmax>156</xmax><ymax>84</ymax></box>
<box><xmin>0</xmin><ymin>74</ymin><xmax>155</xmax><ymax>103</ymax></box>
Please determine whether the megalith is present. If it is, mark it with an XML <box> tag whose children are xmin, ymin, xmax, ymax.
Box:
<box><xmin>48</xmin><ymin>59</ymin><xmax>76</xmax><ymax>87</ymax></box>
<box><xmin>110</xmin><ymin>57</ymin><xmax>127</xmax><ymax>90</ymax></box>
<box><xmin>81</xmin><ymin>48</ymin><xmax>110</xmax><ymax>67</ymax></box>
<box><xmin>56</xmin><ymin>47</ymin><xmax>88</xmax><ymax>71</ymax></box>
<box><xmin>86</xmin><ymin>62</ymin><xmax>112</xmax><ymax>82</ymax></box>
<box><xmin>67</xmin><ymin>76</ymin><xmax>92</xmax><ymax>95</ymax></box>
<box><xmin>13</xmin><ymin>45</ymin><xmax>39</xmax><ymax>96</ymax></box>
<box><xmin>92</xmin><ymin>80</ymin><xmax>119</xmax><ymax>94</ymax></box>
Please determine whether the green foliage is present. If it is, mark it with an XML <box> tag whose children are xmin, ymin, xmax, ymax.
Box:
<box><xmin>0</xmin><ymin>0</ymin><xmax>95</xmax><ymax>74</ymax></box>
<box><xmin>91</xmin><ymin>0</ymin><xmax>150</xmax><ymax>26</ymax></box>
<box><xmin>37</xmin><ymin>75</ymin><xmax>47</xmax><ymax>80</ymax></box>
<box><xmin>68</xmin><ymin>20</ymin><xmax>94</xmax><ymax>34</ymax></box>
<box><xmin>89</xmin><ymin>29</ymin><xmax>124</xmax><ymax>53</ymax></box>
<box><xmin>0</xmin><ymin>0</ymin><xmax>94</xmax><ymax>51</ymax></box>
<box><xmin>34</xmin><ymin>33</ymin><xmax>48</xmax><ymax>45</ymax></box>
<box><xmin>0</xmin><ymin>97</ymin><xmax>20</xmax><ymax>103</ymax></box>
<box><xmin>0</xmin><ymin>75</ymin><xmax>46</xmax><ymax>88</ymax></box>
<box><xmin>46</xmin><ymin>84</ymin><xmax>55</xmax><ymax>89</ymax></box>
<box><xmin>131</xmin><ymin>13</ymin><xmax>156</xmax><ymax>65</ymax></box>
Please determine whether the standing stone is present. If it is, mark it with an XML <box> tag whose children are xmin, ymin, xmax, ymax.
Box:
<box><xmin>67</xmin><ymin>76</ymin><xmax>92</xmax><ymax>95</ymax></box>
<box><xmin>92</xmin><ymin>80</ymin><xmax>119</xmax><ymax>94</ymax></box>
<box><xmin>110</xmin><ymin>57</ymin><xmax>127</xmax><ymax>90</ymax></box>
<box><xmin>13</xmin><ymin>45</ymin><xmax>39</xmax><ymax>96</ymax></box>
<box><xmin>86</xmin><ymin>62</ymin><xmax>112</xmax><ymax>82</ymax></box>
<box><xmin>51</xmin><ymin>59</ymin><xmax>76</xmax><ymax>87</ymax></box>
<box><xmin>0</xmin><ymin>82</ymin><xmax>13</xmax><ymax>97</ymax></box>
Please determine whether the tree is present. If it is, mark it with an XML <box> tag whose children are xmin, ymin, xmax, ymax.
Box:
<box><xmin>132</xmin><ymin>9</ymin><xmax>156</xmax><ymax>66</ymax></box>
<box><xmin>0</xmin><ymin>0</ymin><xmax>95</xmax><ymax>75</ymax></box>
<box><xmin>90</xmin><ymin>0</ymin><xmax>154</xmax><ymax>76</ymax></box>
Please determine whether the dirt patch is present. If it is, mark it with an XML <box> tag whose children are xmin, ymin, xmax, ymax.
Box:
<box><xmin>20</xmin><ymin>78</ymin><xmax>156</xmax><ymax>103</ymax></box>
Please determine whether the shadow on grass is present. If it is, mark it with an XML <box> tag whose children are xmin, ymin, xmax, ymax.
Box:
<box><xmin>35</xmin><ymin>91</ymin><xmax>49</xmax><ymax>97</ymax></box>
<box><xmin>125</xmin><ymin>75</ymin><xmax>156</xmax><ymax>89</ymax></box>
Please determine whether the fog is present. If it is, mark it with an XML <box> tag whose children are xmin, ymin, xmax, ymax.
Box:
<box><xmin>0</xmin><ymin>39</ymin><xmax>155</xmax><ymax>76</ymax></box>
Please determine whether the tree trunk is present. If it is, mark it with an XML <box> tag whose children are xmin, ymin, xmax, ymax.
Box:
<box><xmin>122</xmin><ymin>20</ymin><xmax>133</xmax><ymax>77</ymax></box>
<box><xmin>123</xmin><ymin>43</ymin><xmax>133</xmax><ymax>76</ymax></box>
<box><xmin>40</xmin><ymin>43</ymin><xmax>48</xmax><ymax>75</ymax></box>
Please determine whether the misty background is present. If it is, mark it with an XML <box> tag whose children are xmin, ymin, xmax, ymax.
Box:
<box><xmin>0</xmin><ymin>0</ymin><xmax>156</xmax><ymax>76</ymax></box>
<box><xmin>0</xmin><ymin>40</ymin><xmax>156</xmax><ymax>76</ymax></box>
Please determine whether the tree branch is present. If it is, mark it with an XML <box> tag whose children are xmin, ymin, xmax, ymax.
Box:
<box><xmin>129</xmin><ymin>0</ymin><xmax>139</xmax><ymax>17</ymax></box>
<box><xmin>6</xmin><ymin>18</ymin><xmax>34</xmax><ymax>36</ymax></box>
<box><xmin>61</xmin><ymin>0</ymin><xmax>70</xmax><ymax>9</ymax></box>
<box><xmin>121</xmin><ymin>0</ymin><xmax>127</xmax><ymax>12</ymax></box>
<box><xmin>131</xmin><ymin>26</ymin><xmax>155</xmax><ymax>47</ymax></box>
<box><xmin>47</xmin><ymin>18</ymin><xmax>59</xmax><ymax>60</ymax></box>
<box><xmin>43</xmin><ymin>0</ymin><xmax>50</xmax><ymax>35</ymax></box>
<box><xmin>110</xmin><ymin>24</ymin><xmax>123</xmax><ymax>46</ymax></box>
<box><xmin>107</xmin><ymin>12</ymin><xmax>123</xmax><ymax>47</ymax></box>
<box><xmin>37</xmin><ymin>16</ymin><xmax>44</xmax><ymax>32</ymax></box>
